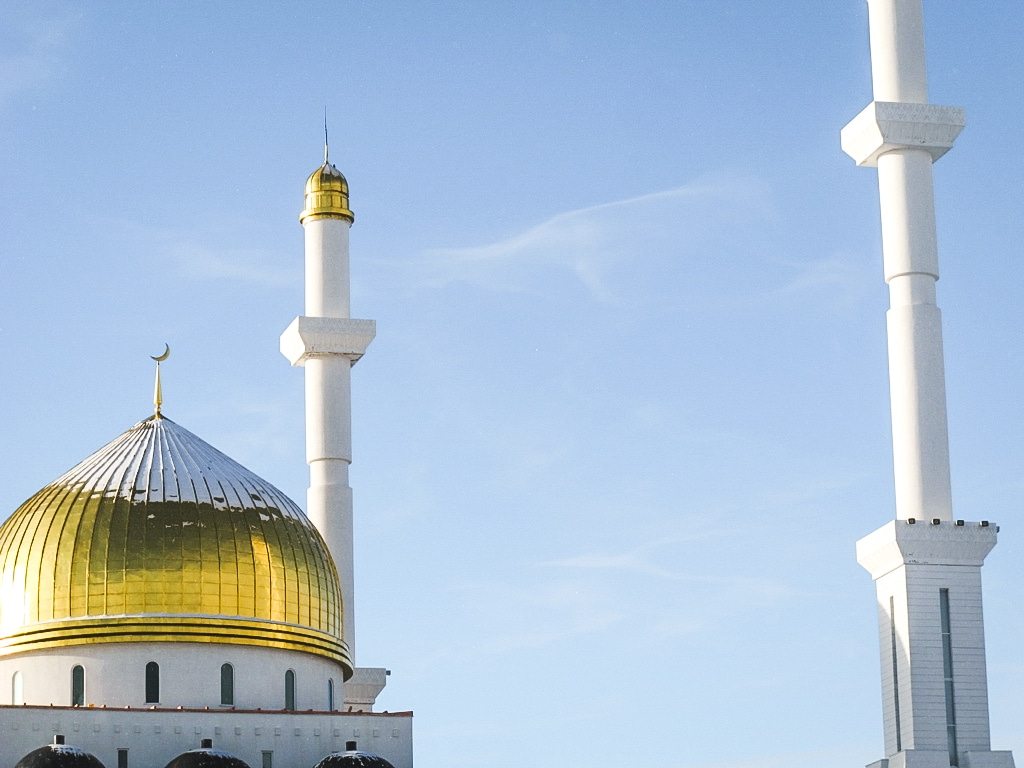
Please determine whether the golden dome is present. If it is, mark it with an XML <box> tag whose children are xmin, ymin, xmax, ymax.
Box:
<box><xmin>0</xmin><ymin>415</ymin><xmax>351</xmax><ymax>677</ymax></box>
<box><xmin>300</xmin><ymin>161</ymin><xmax>354</xmax><ymax>225</ymax></box>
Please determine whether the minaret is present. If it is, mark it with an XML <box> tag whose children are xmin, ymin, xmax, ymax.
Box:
<box><xmin>281</xmin><ymin>138</ymin><xmax>387</xmax><ymax>710</ymax></box>
<box><xmin>842</xmin><ymin>2</ymin><xmax>1014</xmax><ymax>767</ymax></box>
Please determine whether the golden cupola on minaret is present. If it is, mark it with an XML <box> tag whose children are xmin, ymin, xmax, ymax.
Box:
<box><xmin>0</xmin><ymin>413</ymin><xmax>352</xmax><ymax>678</ymax></box>
<box><xmin>299</xmin><ymin>153</ymin><xmax>354</xmax><ymax>224</ymax></box>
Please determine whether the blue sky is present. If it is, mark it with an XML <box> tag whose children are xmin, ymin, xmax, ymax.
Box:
<box><xmin>2</xmin><ymin>2</ymin><xmax>1023</xmax><ymax>766</ymax></box>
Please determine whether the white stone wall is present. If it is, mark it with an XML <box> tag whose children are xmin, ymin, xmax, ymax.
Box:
<box><xmin>874</xmin><ymin>564</ymin><xmax>992</xmax><ymax>756</ymax></box>
<box><xmin>858</xmin><ymin>520</ymin><xmax>1013</xmax><ymax>768</ymax></box>
<box><xmin>0</xmin><ymin>705</ymin><xmax>411</xmax><ymax>768</ymax></box>
<box><xmin>0</xmin><ymin>643</ymin><xmax>346</xmax><ymax>712</ymax></box>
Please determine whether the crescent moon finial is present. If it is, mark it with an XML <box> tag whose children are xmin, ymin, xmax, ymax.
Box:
<box><xmin>151</xmin><ymin>343</ymin><xmax>170</xmax><ymax>363</ymax></box>
<box><xmin>151</xmin><ymin>343</ymin><xmax>170</xmax><ymax>417</ymax></box>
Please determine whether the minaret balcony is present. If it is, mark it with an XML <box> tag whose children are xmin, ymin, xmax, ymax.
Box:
<box><xmin>842</xmin><ymin>101</ymin><xmax>965</xmax><ymax>167</ymax></box>
<box><xmin>280</xmin><ymin>316</ymin><xmax>376</xmax><ymax>367</ymax></box>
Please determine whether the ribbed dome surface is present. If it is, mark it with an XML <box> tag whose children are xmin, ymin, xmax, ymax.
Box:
<box><xmin>0</xmin><ymin>415</ymin><xmax>349</xmax><ymax>672</ymax></box>
<box><xmin>300</xmin><ymin>162</ymin><xmax>353</xmax><ymax>224</ymax></box>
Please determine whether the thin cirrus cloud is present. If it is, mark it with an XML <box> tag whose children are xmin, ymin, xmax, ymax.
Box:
<box><xmin>405</xmin><ymin>176</ymin><xmax>869</xmax><ymax>314</ymax></box>
<box><xmin>411</xmin><ymin>176</ymin><xmax>776</xmax><ymax>304</ymax></box>
<box><xmin>544</xmin><ymin>545</ymin><xmax>794</xmax><ymax>600</ymax></box>
<box><xmin>170</xmin><ymin>242</ymin><xmax>296</xmax><ymax>286</ymax></box>
<box><xmin>101</xmin><ymin>221</ymin><xmax>297</xmax><ymax>287</ymax></box>
<box><xmin>430</xmin><ymin>577</ymin><xmax>626</xmax><ymax>658</ymax></box>
<box><xmin>685</xmin><ymin>748</ymin><xmax>870</xmax><ymax>768</ymax></box>
<box><xmin>0</xmin><ymin>13</ymin><xmax>76</xmax><ymax>108</ymax></box>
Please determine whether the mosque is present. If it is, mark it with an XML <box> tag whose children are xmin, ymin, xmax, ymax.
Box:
<box><xmin>0</xmin><ymin>148</ymin><xmax>411</xmax><ymax>768</ymax></box>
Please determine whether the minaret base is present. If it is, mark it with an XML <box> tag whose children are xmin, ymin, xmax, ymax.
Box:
<box><xmin>857</xmin><ymin>521</ymin><xmax>1013</xmax><ymax>768</ymax></box>
<box><xmin>866</xmin><ymin>750</ymin><xmax>1015</xmax><ymax>768</ymax></box>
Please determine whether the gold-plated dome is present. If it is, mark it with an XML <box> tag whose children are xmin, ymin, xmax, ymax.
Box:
<box><xmin>300</xmin><ymin>161</ymin><xmax>354</xmax><ymax>225</ymax></box>
<box><xmin>0</xmin><ymin>416</ymin><xmax>350</xmax><ymax>677</ymax></box>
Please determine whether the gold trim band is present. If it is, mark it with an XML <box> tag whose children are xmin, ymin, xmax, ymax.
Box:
<box><xmin>0</xmin><ymin>616</ymin><xmax>352</xmax><ymax>679</ymax></box>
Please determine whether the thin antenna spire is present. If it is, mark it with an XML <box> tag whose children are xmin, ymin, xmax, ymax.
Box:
<box><xmin>324</xmin><ymin>107</ymin><xmax>329</xmax><ymax>165</ymax></box>
<box><xmin>150</xmin><ymin>344</ymin><xmax>171</xmax><ymax>417</ymax></box>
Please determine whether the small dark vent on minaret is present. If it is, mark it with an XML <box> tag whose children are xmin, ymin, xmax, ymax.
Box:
<box><xmin>345</xmin><ymin>742</ymin><xmax>357</xmax><ymax>752</ymax></box>
<box><xmin>201</xmin><ymin>739</ymin><xmax>213</xmax><ymax>749</ymax></box>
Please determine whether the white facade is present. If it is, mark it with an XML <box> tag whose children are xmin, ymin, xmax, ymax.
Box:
<box><xmin>843</xmin><ymin>2</ymin><xmax>1015</xmax><ymax>768</ymax></box>
<box><xmin>0</xmin><ymin>705</ymin><xmax>411</xmax><ymax>768</ymax></box>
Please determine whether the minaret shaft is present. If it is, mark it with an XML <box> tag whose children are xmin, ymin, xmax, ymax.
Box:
<box><xmin>867</xmin><ymin>0</ymin><xmax>928</xmax><ymax>103</ymax></box>
<box><xmin>868</xmin><ymin>0</ymin><xmax>951</xmax><ymax>522</ymax></box>
<box><xmin>305</xmin><ymin>220</ymin><xmax>351</xmax><ymax>317</ymax></box>
<box><xmin>878</xmin><ymin>148</ymin><xmax>952</xmax><ymax>522</ymax></box>
<box><xmin>305</xmin><ymin>352</ymin><xmax>356</xmax><ymax>654</ymax></box>
<box><xmin>303</xmin><ymin>217</ymin><xmax>358</xmax><ymax>664</ymax></box>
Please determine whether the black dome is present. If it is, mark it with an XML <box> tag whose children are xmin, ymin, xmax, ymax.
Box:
<box><xmin>162</xmin><ymin>748</ymin><xmax>252</xmax><ymax>768</ymax></box>
<box><xmin>312</xmin><ymin>749</ymin><xmax>395</xmax><ymax>768</ymax></box>
<box><xmin>15</xmin><ymin>745</ymin><xmax>107</xmax><ymax>768</ymax></box>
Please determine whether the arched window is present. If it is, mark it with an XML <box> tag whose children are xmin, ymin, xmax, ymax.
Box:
<box><xmin>145</xmin><ymin>661</ymin><xmax>160</xmax><ymax>703</ymax></box>
<box><xmin>284</xmin><ymin>669</ymin><xmax>295</xmax><ymax>711</ymax></box>
<box><xmin>11</xmin><ymin>671</ymin><xmax>23</xmax><ymax>705</ymax></box>
<box><xmin>71</xmin><ymin>665</ymin><xmax>85</xmax><ymax>706</ymax></box>
<box><xmin>327</xmin><ymin>678</ymin><xmax>335</xmax><ymax>712</ymax></box>
<box><xmin>220</xmin><ymin>663</ymin><xmax>234</xmax><ymax>706</ymax></box>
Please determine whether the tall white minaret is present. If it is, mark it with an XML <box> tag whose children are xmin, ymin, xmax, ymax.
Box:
<box><xmin>281</xmin><ymin>139</ymin><xmax>387</xmax><ymax>710</ymax></box>
<box><xmin>842</xmin><ymin>3</ymin><xmax>1015</xmax><ymax>767</ymax></box>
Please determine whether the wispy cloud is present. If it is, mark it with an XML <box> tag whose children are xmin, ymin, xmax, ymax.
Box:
<box><xmin>0</xmin><ymin>11</ymin><xmax>77</xmax><ymax>109</ymax></box>
<box><xmin>542</xmin><ymin>535</ymin><xmax>713</xmax><ymax>580</ymax></box>
<box><xmin>170</xmin><ymin>242</ymin><xmax>295</xmax><ymax>286</ymax></box>
<box><xmin>428</xmin><ymin>534</ymin><xmax>799</xmax><ymax>662</ymax></box>
<box><xmin>767</xmin><ymin>251</ymin><xmax>874</xmax><ymax>310</ymax></box>
<box><xmin>683</xmin><ymin>747</ymin><xmax>869</xmax><ymax>768</ymax></box>
<box><xmin>104</xmin><ymin>220</ymin><xmax>296</xmax><ymax>287</ymax></box>
<box><xmin>446</xmin><ymin>577</ymin><xmax>625</xmax><ymax>654</ymax></box>
<box><xmin>544</xmin><ymin>540</ymin><xmax>795</xmax><ymax>599</ymax></box>
<box><xmin>411</xmin><ymin>177</ymin><xmax>774</xmax><ymax>304</ymax></box>
<box><xmin>398</xmin><ymin>176</ymin><xmax>872</xmax><ymax>317</ymax></box>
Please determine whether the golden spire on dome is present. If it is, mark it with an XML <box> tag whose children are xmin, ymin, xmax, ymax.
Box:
<box><xmin>299</xmin><ymin>114</ymin><xmax>354</xmax><ymax>225</ymax></box>
<box><xmin>151</xmin><ymin>343</ymin><xmax>170</xmax><ymax>417</ymax></box>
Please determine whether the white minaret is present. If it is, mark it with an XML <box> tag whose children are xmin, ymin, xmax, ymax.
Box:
<box><xmin>842</xmin><ymin>3</ymin><xmax>1015</xmax><ymax>768</ymax></box>
<box><xmin>281</xmin><ymin>140</ymin><xmax>387</xmax><ymax>710</ymax></box>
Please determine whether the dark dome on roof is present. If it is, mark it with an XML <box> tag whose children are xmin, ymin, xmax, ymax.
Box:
<box><xmin>162</xmin><ymin>747</ymin><xmax>252</xmax><ymax>768</ymax></box>
<box><xmin>15</xmin><ymin>744</ymin><xmax>107</xmax><ymax>768</ymax></box>
<box><xmin>312</xmin><ymin>746</ymin><xmax>395</xmax><ymax>768</ymax></box>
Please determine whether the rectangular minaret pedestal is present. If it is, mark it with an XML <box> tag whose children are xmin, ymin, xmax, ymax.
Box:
<box><xmin>857</xmin><ymin>522</ymin><xmax>1013</xmax><ymax>768</ymax></box>
<box><xmin>842</xmin><ymin>2</ymin><xmax>1015</xmax><ymax>768</ymax></box>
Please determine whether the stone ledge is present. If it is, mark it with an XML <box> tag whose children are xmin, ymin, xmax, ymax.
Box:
<box><xmin>963</xmin><ymin>751</ymin><xmax>1017</xmax><ymax>768</ymax></box>
<box><xmin>856</xmin><ymin>519</ymin><xmax>998</xmax><ymax>580</ymax></box>
<box><xmin>280</xmin><ymin>316</ymin><xmax>376</xmax><ymax>366</ymax></box>
<box><xmin>841</xmin><ymin>101</ymin><xmax>965</xmax><ymax>167</ymax></box>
